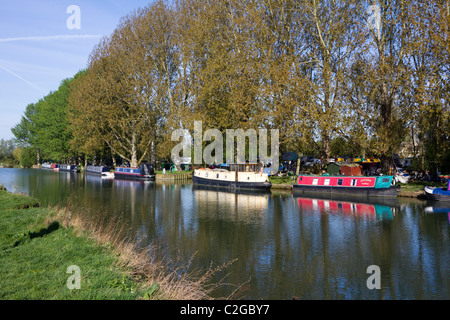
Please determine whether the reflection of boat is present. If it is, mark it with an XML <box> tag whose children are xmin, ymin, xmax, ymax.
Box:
<box><xmin>192</xmin><ymin>185</ymin><xmax>270</xmax><ymax>222</ymax></box>
<box><xmin>296</xmin><ymin>196</ymin><xmax>393</xmax><ymax>220</ymax></box>
<box><xmin>86</xmin><ymin>165</ymin><xmax>114</xmax><ymax>178</ymax></box>
<box><xmin>193</xmin><ymin>163</ymin><xmax>271</xmax><ymax>191</ymax></box>
<box><xmin>59</xmin><ymin>164</ymin><xmax>80</xmax><ymax>172</ymax></box>
<box><xmin>85</xmin><ymin>172</ymin><xmax>114</xmax><ymax>186</ymax></box>
<box><xmin>114</xmin><ymin>163</ymin><xmax>155</xmax><ymax>181</ymax></box>
<box><xmin>292</xmin><ymin>191</ymin><xmax>399</xmax><ymax>207</ymax></box>
<box><xmin>113</xmin><ymin>177</ymin><xmax>155</xmax><ymax>189</ymax></box>
<box><xmin>424</xmin><ymin>206</ymin><xmax>450</xmax><ymax>214</ymax></box>
<box><xmin>424</xmin><ymin>181</ymin><xmax>450</xmax><ymax>202</ymax></box>
<box><xmin>293</xmin><ymin>175</ymin><xmax>399</xmax><ymax>198</ymax></box>
<box><xmin>424</xmin><ymin>204</ymin><xmax>450</xmax><ymax>224</ymax></box>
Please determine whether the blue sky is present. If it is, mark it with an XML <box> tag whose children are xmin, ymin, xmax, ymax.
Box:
<box><xmin>0</xmin><ymin>0</ymin><xmax>152</xmax><ymax>140</ymax></box>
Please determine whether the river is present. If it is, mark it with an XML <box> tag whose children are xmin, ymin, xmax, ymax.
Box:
<box><xmin>0</xmin><ymin>168</ymin><xmax>448</xmax><ymax>299</ymax></box>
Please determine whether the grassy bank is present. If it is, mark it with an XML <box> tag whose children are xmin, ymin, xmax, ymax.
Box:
<box><xmin>269</xmin><ymin>176</ymin><xmax>296</xmax><ymax>185</ymax></box>
<box><xmin>0</xmin><ymin>187</ymin><xmax>226</xmax><ymax>300</ymax></box>
<box><xmin>398</xmin><ymin>181</ymin><xmax>445</xmax><ymax>192</ymax></box>
<box><xmin>155</xmin><ymin>170</ymin><xmax>193</xmax><ymax>175</ymax></box>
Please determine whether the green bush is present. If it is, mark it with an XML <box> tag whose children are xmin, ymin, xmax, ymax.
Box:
<box><xmin>20</xmin><ymin>147</ymin><xmax>37</xmax><ymax>168</ymax></box>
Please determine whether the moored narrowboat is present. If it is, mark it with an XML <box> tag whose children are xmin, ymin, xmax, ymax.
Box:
<box><xmin>193</xmin><ymin>163</ymin><xmax>272</xmax><ymax>191</ymax></box>
<box><xmin>424</xmin><ymin>180</ymin><xmax>450</xmax><ymax>202</ymax></box>
<box><xmin>86</xmin><ymin>165</ymin><xmax>114</xmax><ymax>178</ymax></box>
<box><xmin>41</xmin><ymin>163</ymin><xmax>52</xmax><ymax>169</ymax></box>
<box><xmin>114</xmin><ymin>163</ymin><xmax>155</xmax><ymax>181</ymax></box>
<box><xmin>59</xmin><ymin>164</ymin><xmax>79</xmax><ymax>172</ymax></box>
<box><xmin>293</xmin><ymin>174</ymin><xmax>399</xmax><ymax>198</ymax></box>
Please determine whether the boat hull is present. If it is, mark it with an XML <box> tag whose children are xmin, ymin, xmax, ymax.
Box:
<box><xmin>193</xmin><ymin>175</ymin><xmax>271</xmax><ymax>191</ymax></box>
<box><xmin>293</xmin><ymin>175</ymin><xmax>399</xmax><ymax>198</ymax></box>
<box><xmin>59</xmin><ymin>165</ymin><xmax>79</xmax><ymax>172</ymax></box>
<box><xmin>292</xmin><ymin>184</ymin><xmax>399</xmax><ymax>198</ymax></box>
<box><xmin>86</xmin><ymin>166</ymin><xmax>114</xmax><ymax>177</ymax></box>
<box><xmin>424</xmin><ymin>186</ymin><xmax>450</xmax><ymax>202</ymax></box>
<box><xmin>114</xmin><ymin>164</ymin><xmax>155</xmax><ymax>181</ymax></box>
<box><xmin>114</xmin><ymin>173</ymin><xmax>154</xmax><ymax>181</ymax></box>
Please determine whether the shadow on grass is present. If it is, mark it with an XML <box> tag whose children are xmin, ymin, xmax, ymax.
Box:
<box><xmin>13</xmin><ymin>221</ymin><xmax>60</xmax><ymax>247</ymax></box>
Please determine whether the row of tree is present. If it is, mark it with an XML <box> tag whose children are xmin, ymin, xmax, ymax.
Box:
<box><xmin>0</xmin><ymin>139</ymin><xmax>17</xmax><ymax>166</ymax></box>
<box><xmin>11</xmin><ymin>0</ymin><xmax>450</xmax><ymax>173</ymax></box>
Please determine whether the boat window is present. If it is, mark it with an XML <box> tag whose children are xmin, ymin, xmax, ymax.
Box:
<box><xmin>338</xmin><ymin>179</ymin><xmax>343</xmax><ymax>186</ymax></box>
<box><xmin>351</xmin><ymin>179</ymin><xmax>357</xmax><ymax>186</ymax></box>
<box><xmin>324</xmin><ymin>179</ymin><xmax>330</xmax><ymax>186</ymax></box>
<box><xmin>382</xmin><ymin>178</ymin><xmax>389</xmax><ymax>183</ymax></box>
<box><xmin>216</xmin><ymin>173</ymin><xmax>219</xmax><ymax>178</ymax></box>
<box><xmin>313</xmin><ymin>178</ymin><xmax>319</xmax><ymax>185</ymax></box>
<box><xmin>205</xmin><ymin>173</ymin><xmax>208</xmax><ymax>177</ymax></box>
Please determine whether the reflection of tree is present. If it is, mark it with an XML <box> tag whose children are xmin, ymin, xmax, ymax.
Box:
<box><xmin>8</xmin><ymin>169</ymin><xmax>448</xmax><ymax>299</ymax></box>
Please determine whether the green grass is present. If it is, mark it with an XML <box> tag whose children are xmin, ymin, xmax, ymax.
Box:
<box><xmin>269</xmin><ymin>176</ymin><xmax>296</xmax><ymax>184</ymax></box>
<box><xmin>399</xmin><ymin>181</ymin><xmax>446</xmax><ymax>192</ymax></box>
<box><xmin>155</xmin><ymin>170</ymin><xmax>192</xmax><ymax>175</ymax></box>
<box><xmin>0</xmin><ymin>190</ymin><xmax>152</xmax><ymax>299</ymax></box>
<box><xmin>0</xmin><ymin>189</ymin><xmax>224</xmax><ymax>300</ymax></box>
<box><xmin>0</xmin><ymin>190</ymin><xmax>40</xmax><ymax>210</ymax></box>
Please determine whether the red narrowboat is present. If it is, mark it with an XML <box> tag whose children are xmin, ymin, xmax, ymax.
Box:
<box><xmin>293</xmin><ymin>175</ymin><xmax>399</xmax><ymax>198</ymax></box>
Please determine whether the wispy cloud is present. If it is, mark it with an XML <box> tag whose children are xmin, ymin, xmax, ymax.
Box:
<box><xmin>0</xmin><ymin>34</ymin><xmax>103</xmax><ymax>43</ymax></box>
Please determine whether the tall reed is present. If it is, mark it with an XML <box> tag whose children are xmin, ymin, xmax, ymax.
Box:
<box><xmin>50</xmin><ymin>204</ymin><xmax>240</xmax><ymax>300</ymax></box>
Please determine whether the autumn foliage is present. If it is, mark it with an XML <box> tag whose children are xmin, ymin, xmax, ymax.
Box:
<box><xmin>14</xmin><ymin>0</ymin><xmax>450</xmax><ymax>172</ymax></box>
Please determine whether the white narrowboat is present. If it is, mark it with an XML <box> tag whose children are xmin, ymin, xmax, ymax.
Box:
<box><xmin>193</xmin><ymin>163</ymin><xmax>271</xmax><ymax>191</ymax></box>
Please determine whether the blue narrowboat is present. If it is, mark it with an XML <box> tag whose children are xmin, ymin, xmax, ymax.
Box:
<box><xmin>86</xmin><ymin>165</ymin><xmax>114</xmax><ymax>178</ymax></box>
<box><xmin>59</xmin><ymin>164</ymin><xmax>80</xmax><ymax>172</ymax></box>
<box><xmin>114</xmin><ymin>163</ymin><xmax>155</xmax><ymax>181</ymax></box>
<box><xmin>425</xmin><ymin>180</ymin><xmax>450</xmax><ymax>202</ymax></box>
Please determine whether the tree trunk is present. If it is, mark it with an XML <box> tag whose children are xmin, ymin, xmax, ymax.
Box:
<box><xmin>380</xmin><ymin>154</ymin><xmax>392</xmax><ymax>175</ymax></box>
<box><xmin>320</xmin><ymin>132</ymin><xmax>330</xmax><ymax>169</ymax></box>
<box><xmin>150</xmin><ymin>139</ymin><xmax>156</xmax><ymax>166</ymax></box>
<box><xmin>112</xmin><ymin>151</ymin><xmax>116</xmax><ymax>167</ymax></box>
<box><xmin>131</xmin><ymin>131</ymin><xmax>138</xmax><ymax>168</ymax></box>
<box><xmin>36</xmin><ymin>149</ymin><xmax>40</xmax><ymax>165</ymax></box>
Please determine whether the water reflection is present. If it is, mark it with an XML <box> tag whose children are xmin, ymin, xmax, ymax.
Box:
<box><xmin>295</xmin><ymin>196</ymin><xmax>395</xmax><ymax>221</ymax></box>
<box><xmin>424</xmin><ymin>202</ymin><xmax>450</xmax><ymax>224</ymax></box>
<box><xmin>192</xmin><ymin>185</ymin><xmax>270</xmax><ymax>224</ymax></box>
<box><xmin>0</xmin><ymin>168</ymin><xmax>449</xmax><ymax>300</ymax></box>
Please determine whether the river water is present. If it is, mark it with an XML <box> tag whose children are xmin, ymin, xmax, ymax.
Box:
<box><xmin>0</xmin><ymin>168</ymin><xmax>448</xmax><ymax>299</ymax></box>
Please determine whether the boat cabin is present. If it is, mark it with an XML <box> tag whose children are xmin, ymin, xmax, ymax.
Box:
<box><xmin>228</xmin><ymin>163</ymin><xmax>264</xmax><ymax>173</ymax></box>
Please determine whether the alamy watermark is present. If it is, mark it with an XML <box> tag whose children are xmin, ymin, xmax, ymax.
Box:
<box><xmin>367</xmin><ymin>4</ymin><xmax>381</xmax><ymax>41</ymax></box>
<box><xmin>66</xmin><ymin>265</ymin><xmax>81</xmax><ymax>290</ymax></box>
<box><xmin>66</xmin><ymin>5</ymin><xmax>81</xmax><ymax>30</ymax></box>
<box><xmin>171</xmin><ymin>121</ymin><xmax>280</xmax><ymax>173</ymax></box>
<box><xmin>366</xmin><ymin>265</ymin><xmax>381</xmax><ymax>290</ymax></box>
